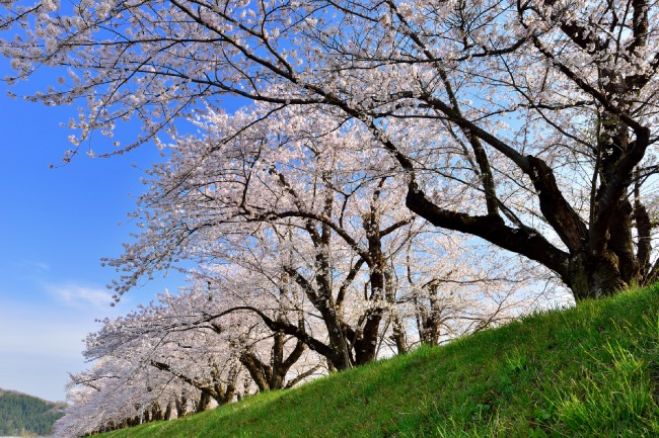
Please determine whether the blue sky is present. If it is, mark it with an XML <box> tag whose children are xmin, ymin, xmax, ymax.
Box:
<box><xmin>0</xmin><ymin>60</ymin><xmax>185</xmax><ymax>401</ymax></box>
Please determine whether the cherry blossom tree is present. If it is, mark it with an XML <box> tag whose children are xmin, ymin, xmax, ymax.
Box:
<box><xmin>51</xmin><ymin>111</ymin><xmax>541</xmax><ymax>432</ymax></box>
<box><xmin>53</xmin><ymin>356</ymin><xmax>196</xmax><ymax>436</ymax></box>
<box><xmin>87</xmin><ymin>281</ymin><xmax>321</xmax><ymax>393</ymax></box>
<box><xmin>54</xmin><ymin>278</ymin><xmax>324</xmax><ymax>435</ymax></box>
<box><xmin>96</xmin><ymin>102</ymin><xmax>537</xmax><ymax>371</ymax></box>
<box><xmin>3</xmin><ymin>0</ymin><xmax>657</xmax><ymax>299</ymax></box>
<box><xmin>400</xmin><ymin>232</ymin><xmax>548</xmax><ymax>346</ymax></box>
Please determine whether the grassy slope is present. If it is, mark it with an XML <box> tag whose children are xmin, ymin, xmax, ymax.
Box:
<box><xmin>102</xmin><ymin>286</ymin><xmax>658</xmax><ymax>437</ymax></box>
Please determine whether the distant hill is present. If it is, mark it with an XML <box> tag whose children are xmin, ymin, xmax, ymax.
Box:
<box><xmin>100</xmin><ymin>285</ymin><xmax>658</xmax><ymax>437</ymax></box>
<box><xmin>0</xmin><ymin>389</ymin><xmax>65</xmax><ymax>436</ymax></box>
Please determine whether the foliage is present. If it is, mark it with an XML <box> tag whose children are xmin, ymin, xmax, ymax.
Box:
<box><xmin>0</xmin><ymin>389</ymin><xmax>64</xmax><ymax>436</ymax></box>
<box><xmin>2</xmin><ymin>0</ymin><xmax>659</xmax><ymax>300</ymax></box>
<box><xmin>97</xmin><ymin>284</ymin><xmax>658</xmax><ymax>437</ymax></box>
<box><xmin>53</xmin><ymin>254</ymin><xmax>533</xmax><ymax>436</ymax></box>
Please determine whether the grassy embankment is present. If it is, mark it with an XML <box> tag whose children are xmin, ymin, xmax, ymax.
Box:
<box><xmin>101</xmin><ymin>285</ymin><xmax>658</xmax><ymax>437</ymax></box>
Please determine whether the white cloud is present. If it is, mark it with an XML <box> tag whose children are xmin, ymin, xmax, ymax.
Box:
<box><xmin>15</xmin><ymin>259</ymin><xmax>51</xmax><ymax>272</ymax></box>
<box><xmin>35</xmin><ymin>262</ymin><xmax>51</xmax><ymax>271</ymax></box>
<box><xmin>44</xmin><ymin>282</ymin><xmax>114</xmax><ymax>308</ymax></box>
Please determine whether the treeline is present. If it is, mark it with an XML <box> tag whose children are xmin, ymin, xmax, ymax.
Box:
<box><xmin>52</xmin><ymin>106</ymin><xmax>557</xmax><ymax>437</ymax></box>
<box><xmin>0</xmin><ymin>389</ymin><xmax>64</xmax><ymax>436</ymax></box>
<box><xmin>50</xmin><ymin>103</ymin><xmax>554</xmax><ymax>435</ymax></box>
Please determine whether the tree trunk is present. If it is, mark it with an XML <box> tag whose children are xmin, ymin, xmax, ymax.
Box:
<box><xmin>196</xmin><ymin>389</ymin><xmax>213</xmax><ymax>412</ymax></box>
<box><xmin>164</xmin><ymin>400</ymin><xmax>173</xmax><ymax>420</ymax></box>
<box><xmin>240</xmin><ymin>351</ymin><xmax>271</xmax><ymax>392</ymax></box>
<box><xmin>567</xmin><ymin>252</ymin><xmax>628</xmax><ymax>300</ymax></box>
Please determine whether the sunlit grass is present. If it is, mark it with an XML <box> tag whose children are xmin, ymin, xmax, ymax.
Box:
<box><xmin>100</xmin><ymin>285</ymin><xmax>658</xmax><ymax>437</ymax></box>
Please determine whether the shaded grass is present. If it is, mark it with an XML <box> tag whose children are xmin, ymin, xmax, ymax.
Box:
<box><xmin>100</xmin><ymin>285</ymin><xmax>659</xmax><ymax>437</ymax></box>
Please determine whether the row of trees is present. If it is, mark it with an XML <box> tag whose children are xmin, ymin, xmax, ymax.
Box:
<box><xmin>2</xmin><ymin>0</ymin><xmax>658</xmax><ymax>435</ymax></box>
<box><xmin>2</xmin><ymin>0</ymin><xmax>657</xmax><ymax>297</ymax></box>
<box><xmin>54</xmin><ymin>107</ymin><xmax>547</xmax><ymax>434</ymax></box>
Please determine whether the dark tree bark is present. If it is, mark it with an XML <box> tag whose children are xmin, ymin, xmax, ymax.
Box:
<box><xmin>239</xmin><ymin>331</ymin><xmax>307</xmax><ymax>391</ymax></box>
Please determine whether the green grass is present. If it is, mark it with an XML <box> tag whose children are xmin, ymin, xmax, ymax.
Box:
<box><xmin>101</xmin><ymin>285</ymin><xmax>659</xmax><ymax>437</ymax></box>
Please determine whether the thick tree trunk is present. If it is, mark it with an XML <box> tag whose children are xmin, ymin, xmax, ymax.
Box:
<box><xmin>353</xmin><ymin>311</ymin><xmax>383</xmax><ymax>365</ymax></box>
<box><xmin>150</xmin><ymin>403</ymin><xmax>163</xmax><ymax>421</ymax></box>
<box><xmin>318</xmin><ymin>305</ymin><xmax>354</xmax><ymax>370</ymax></box>
<box><xmin>240</xmin><ymin>351</ymin><xmax>271</xmax><ymax>391</ymax></box>
<box><xmin>390</xmin><ymin>314</ymin><xmax>408</xmax><ymax>354</ymax></box>
<box><xmin>417</xmin><ymin>283</ymin><xmax>442</xmax><ymax>345</ymax></box>
<box><xmin>269</xmin><ymin>373</ymin><xmax>285</xmax><ymax>391</ymax></box>
<box><xmin>240</xmin><ymin>334</ymin><xmax>308</xmax><ymax>391</ymax></box>
<box><xmin>164</xmin><ymin>400</ymin><xmax>173</xmax><ymax>420</ymax></box>
<box><xmin>566</xmin><ymin>252</ymin><xmax>628</xmax><ymax>300</ymax></box>
<box><xmin>385</xmin><ymin>269</ymin><xmax>408</xmax><ymax>354</ymax></box>
<box><xmin>196</xmin><ymin>389</ymin><xmax>213</xmax><ymax>412</ymax></box>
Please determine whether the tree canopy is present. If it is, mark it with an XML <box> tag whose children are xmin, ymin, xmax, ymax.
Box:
<box><xmin>3</xmin><ymin>0</ymin><xmax>658</xmax><ymax>298</ymax></box>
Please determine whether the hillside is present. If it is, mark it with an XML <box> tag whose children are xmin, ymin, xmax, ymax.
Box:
<box><xmin>0</xmin><ymin>389</ymin><xmax>65</xmax><ymax>436</ymax></box>
<box><xmin>101</xmin><ymin>285</ymin><xmax>658</xmax><ymax>437</ymax></box>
